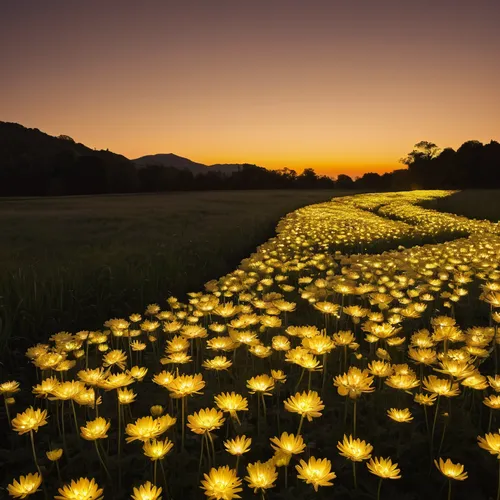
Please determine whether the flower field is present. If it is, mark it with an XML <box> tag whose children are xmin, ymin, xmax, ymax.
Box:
<box><xmin>3</xmin><ymin>190</ymin><xmax>500</xmax><ymax>499</ymax></box>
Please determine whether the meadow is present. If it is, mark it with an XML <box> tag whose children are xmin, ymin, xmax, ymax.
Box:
<box><xmin>2</xmin><ymin>189</ymin><xmax>500</xmax><ymax>500</ymax></box>
<box><xmin>0</xmin><ymin>190</ymin><xmax>342</xmax><ymax>366</ymax></box>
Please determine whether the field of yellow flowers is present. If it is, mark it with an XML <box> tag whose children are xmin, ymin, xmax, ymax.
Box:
<box><xmin>2</xmin><ymin>190</ymin><xmax>500</xmax><ymax>499</ymax></box>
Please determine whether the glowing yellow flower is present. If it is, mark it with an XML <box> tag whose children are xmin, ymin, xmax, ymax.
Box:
<box><xmin>131</xmin><ymin>481</ymin><xmax>162</xmax><ymax>500</ymax></box>
<box><xmin>166</xmin><ymin>374</ymin><xmax>205</xmax><ymax>398</ymax></box>
<box><xmin>246</xmin><ymin>375</ymin><xmax>275</xmax><ymax>395</ymax></box>
<box><xmin>0</xmin><ymin>380</ymin><xmax>20</xmax><ymax>395</ymax></box>
<box><xmin>423</xmin><ymin>375</ymin><xmax>460</xmax><ymax>397</ymax></box>
<box><xmin>7</xmin><ymin>472</ymin><xmax>42</xmax><ymax>498</ymax></box>
<box><xmin>434</xmin><ymin>457</ymin><xmax>468</xmax><ymax>481</ymax></box>
<box><xmin>224</xmin><ymin>435</ymin><xmax>252</xmax><ymax>456</ymax></box>
<box><xmin>334</xmin><ymin>367</ymin><xmax>375</xmax><ymax>399</ymax></box>
<box><xmin>387</xmin><ymin>408</ymin><xmax>413</xmax><ymax>423</ymax></box>
<box><xmin>11</xmin><ymin>407</ymin><xmax>48</xmax><ymax>435</ymax></box>
<box><xmin>201</xmin><ymin>466</ymin><xmax>243</xmax><ymax>500</ymax></box>
<box><xmin>270</xmin><ymin>432</ymin><xmax>305</xmax><ymax>456</ymax></box>
<box><xmin>478</xmin><ymin>432</ymin><xmax>500</xmax><ymax>457</ymax></box>
<box><xmin>214</xmin><ymin>392</ymin><xmax>248</xmax><ymax>420</ymax></box>
<box><xmin>296</xmin><ymin>456</ymin><xmax>336</xmax><ymax>491</ymax></box>
<box><xmin>283</xmin><ymin>391</ymin><xmax>324</xmax><ymax>421</ymax></box>
<box><xmin>245</xmin><ymin>460</ymin><xmax>278</xmax><ymax>493</ymax></box>
<box><xmin>118</xmin><ymin>388</ymin><xmax>137</xmax><ymax>405</ymax></box>
<box><xmin>80</xmin><ymin>417</ymin><xmax>110</xmax><ymax>441</ymax></box>
<box><xmin>337</xmin><ymin>435</ymin><xmax>373</xmax><ymax>462</ymax></box>
<box><xmin>143</xmin><ymin>438</ymin><xmax>174</xmax><ymax>460</ymax></box>
<box><xmin>125</xmin><ymin>416</ymin><xmax>173</xmax><ymax>443</ymax></box>
<box><xmin>187</xmin><ymin>408</ymin><xmax>225</xmax><ymax>435</ymax></box>
<box><xmin>366</xmin><ymin>457</ymin><xmax>401</xmax><ymax>479</ymax></box>
<box><xmin>202</xmin><ymin>356</ymin><xmax>233</xmax><ymax>371</ymax></box>
<box><xmin>55</xmin><ymin>477</ymin><xmax>103</xmax><ymax>500</ymax></box>
<box><xmin>102</xmin><ymin>349</ymin><xmax>127</xmax><ymax>370</ymax></box>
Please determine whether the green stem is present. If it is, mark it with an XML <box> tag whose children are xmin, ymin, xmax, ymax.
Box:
<box><xmin>208</xmin><ymin>432</ymin><xmax>216</xmax><ymax>465</ymax></box>
<box><xmin>95</xmin><ymin>441</ymin><xmax>112</xmax><ymax>480</ymax></box>
<box><xmin>235</xmin><ymin>455</ymin><xmax>240</xmax><ymax>474</ymax></box>
<box><xmin>199</xmin><ymin>435</ymin><xmax>205</xmax><ymax>476</ymax></box>
<box><xmin>154</xmin><ymin>460</ymin><xmax>158</xmax><ymax>486</ymax></box>
<box><xmin>353</xmin><ymin>400</ymin><xmax>357</xmax><ymax>437</ymax></box>
<box><xmin>297</xmin><ymin>414</ymin><xmax>305</xmax><ymax>436</ymax></box>
<box><xmin>4</xmin><ymin>397</ymin><xmax>11</xmax><ymax>427</ymax></box>
<box><xmin>159</xmin><ymin>459</ymin><xmax>169</xmax><ymax>498</ymax></box>
<box><xmin>377</xmin><ymin>478</ymin><xmax>383</xmax><ymax>500</ymax></box>
<box><xmin>30</xmin><ymin>431</ymin><xmax>42</xmax><ymax>476</ymax></box>
<box><xmin>430</xmin><ymin>396</ymin><xmax>441</xmax><ymax>458</ymax></box>
<box><xmin>352</xmin><ymin>460</ymin><xmax>357</xmax><ymax>489</ymax></box>
<box><xmin>448</xmin><ymin>479</ymin><xmax>452</xmax><ymax>500</ymax></box>
<box><xmin>70</xmin><ymin>400</ymin><xmax>79</xmax><ymax>435</ymax></box>
<box><xmin>181</xmin><ymin>397</ymin><xmax>186</xmax><ymax>451</ymax></box>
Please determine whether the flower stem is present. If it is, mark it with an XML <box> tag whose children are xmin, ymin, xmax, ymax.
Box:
<box><xmin>4</xmin><ymin>397</ymin><xmax>11</xmax><ymax>427</ymax></box>
<box><xmin>297</xmin><ymin>414</ymin><xmax>305</xmax><ymax>436</ymax></box>
<box><xmin>377</xmin><ymin>478</ymin><xmax>383</xmax><ymax>500</ymax></box>
<box><xmin>352</xmin><ymin>461</ymin><xmax>357</xmax><ymax>489</ymax></box>
<box><xmin>448</xmin><ymin>479</ymin><xmax>452</xmax><ymax>500</ymax></box>
<box><xmin>30</xmin><ymin>430</ymin><xmax>42</xmax><ymax>477</ymax></box>
<box><xmin>181</xmin><ymin>397</ymin><xmax>186</xmax><ymax>451</ymax></box>
<box><xmin>235</xmin><ymin>455</ymin><xmax>240</xmax><ymax>474</ymax></box>
<box><xmin>430</xmin><ymin>395</ymin><xmax>441</xmax><ymax>459</ymax></box>
<box><xmin>154</xmin><ymin>460</ymin><xmax>158</xmax><ymax>485</ymax></box>
<box><xmin>353</xmin><ymin>400</ymin><xmax>357</xmax><ymax>437</ymax></box>
<box><xmin>95</xmin><ymin>441</ymin><xmax>112</xmax><ymax>481</ymax></box>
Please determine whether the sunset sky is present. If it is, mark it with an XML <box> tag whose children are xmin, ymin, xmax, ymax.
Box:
<box><xmin>1</xmin><ymin>1</ymin><xmax>499</xmax><ymax>177</ymax></box>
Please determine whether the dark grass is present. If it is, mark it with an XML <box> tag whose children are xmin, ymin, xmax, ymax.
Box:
<box><xmin>0</xmin><ymin>190</ymin><xmax>349</xmax><ymax>368</ymax></box>
<box><xmin>420</xmin><ymin>190</ymin><xmax>500</xmax><ymax>222</ymax></box>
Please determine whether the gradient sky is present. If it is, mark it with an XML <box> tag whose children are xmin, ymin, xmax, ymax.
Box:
<box><xmin>1</xmin><ymin>1</ymin><xmax>499</xmax><ymax>177</ymax></box>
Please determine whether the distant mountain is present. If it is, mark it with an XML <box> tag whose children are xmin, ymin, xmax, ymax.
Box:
<box><xmin>0</xmin><ymin>121</ymin><xmax>137</xmax><ymax>195</ymax></box>
<box><xmin>133</xmin><ymin>154</ymin><xmax>247</xmax><ymax>175</ymax></box>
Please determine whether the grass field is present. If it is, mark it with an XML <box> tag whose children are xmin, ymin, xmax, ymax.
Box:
<box><xmin>420</xmin><ymin>190</ymin><xmax>500</xmax><ymax>221</ymax></box>
<box><xmin>0</xmin><ymin>190</ymin><xmax>347</xmax><ymax>364</ymax></box>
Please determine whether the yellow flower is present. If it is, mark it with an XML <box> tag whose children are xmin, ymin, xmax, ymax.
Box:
<box><xmin>150</xmin><ymin>405</ymin><xmax>164</xmax><ymax>417</ymax></box>
<box><xmin>11</xmin><ymin>407</ymin><xmax>48</xmax><ymax>435</ymax></box>
<box><xmin>33</xmin><ymin>377</ymin><xmax>59</xmax><ymax>398</ymax></box>
<box><xmin>143</xmin><ymin>438</ymin><xmax>174</xmax><ymax>461</ymax></box>
<box><xmin>187</xmin><ymin>408</ymin><xmax>225</xmax><ymax>435</ymax></box>
<box><xmin>166</xmin><ymin>373</ymin><xmax>205</xmax><ymax>398</ymax></box>
<box><xmin>246</xmin><ymin>375</ymin><xmax>275</xmax><ymax>395</ymax></box>
<box><xmin>478</xmin><ymin>432</ymin><xmax>500</xmax><ymax>457</ymax></box>
<box><xmin>46</xmin><ymin>448</ymin><xmax>63</xmax><ymax>461</ymax></box>
<box><xmin>283</xmin><ymin>391</ymin><xmax>324</xmax><ymax>421</ymax></box>
<box><xmin>434</xmin><ymin>457</ymin><xmax>468</xmax><ymax>480</ymax></box>
<box><xmin>55</xmin><ymin>477</ymin><xmax>104</xmax><ymax>500</ymax></box>
<box><xmin>131</xmin><ymin>481</ymin><xmax>162</xmax><ymax>500</ymax></box>
<box><xmin>367</xmin><ymin>361</ymin><xmax>393</xmax><ymax>378</ymax></box>
<box><xmin>49</xmin><ymin>380</ymin><xmax>85</xmax><ymax>401</ymax></box>
<box><xmin>270</xmin><ymin>432</ymin><xmax>305</xmax><ymax>456</ymax></box>
<box><xmin>296</xmin><ymin>456</ymin><xmax>336</xmax><ymax>491</ymax></box>
<box><xmin>78</xmin><ymin>368</ymin><xmax>107</xmax><ymax>386</ymax></box>
<box><xmin>118</xmin><ymin>388</ymin><xmax>137</xmax><ymax>405</ymax></box>
<box><xmin>224</xmin><ymin>435</ymin><xmax>251</xmax><ymax>456</ymax></box>
<box><xmin>334</xmin><ymin>367</ymin><xmax>375</xmax><ymax>399</ymax></box>
<box><xmin>271</xmin><ymin>370</ymin><xmax>287</xmax><ymax>383</ymax></box>
<box><xmin>387</xmin><ymin>408</ymin><xmax>413</xmax><ymax>423</ymax></box>
<box><xmin>125</xmin><ymin>416</ymin><xmax>169</xmax><ymax>443</ymax></box>
<box><xmin>0</xmin><ymin>380</ymin><xmax>20</xmax><ymax>395</ymax></box>
<box><xmin>201</xmin><ymin>466</ymin><xmax>243</xmax><ymax>500</ymax></box>
<box><xmin>337</xmin><ymin>435</ymin><xmax>373</xmax><ymax>462</ymax></box>
<box><xmin>129</xmin><ymin>366</ymin><xmax>148</xmax><ymax>381</ymax></box>
<box><xmin>202</xmin><ymin>356</ymin><xmax>233</xmax><ymax>371</ymax></box>
<box><xmin>102</xmin><ymin>349</ymin><xmax>127</xmax><ymax>370</ymax></box>
<box><xmin>7</xmin><ymin>472</ymin><xmax>42</xmax><ymax>498</ymax></box>
<box><xmin>385</xmin><ymin>373</ymin><xmax>420</xmax><ymax>391</ymax></box>
<box><xmin>99</xmin><ymin>372</ymin><xmax>134</xmax><ymax>390</ymax></box>
<box><xmin>214</xmin><ymin>392</ymin><xmax>248</xmax><ymax>420</ymax></box>
<box><xmin>245</xmin><ymin>460</ymin><xmax>278</xmax><ymax>493</ymax></box>
<box><xmin>80</xmin><ymin>417</ymin><xmax>110</xmax><ymax>441</ymax></box>
<box><xmin>367</xmin><ymin>457</ymin><xmax>401</xmax><ymax>479</ymax></box>
<box><xmin>423</xmin><ymin>375</ymin><xmax>460</xmax><ymax>397</ymax></box>
<box><xmin>414</xmin><ymin>393</ymin><xmax>437</xmax><ymax>406</ymax></box>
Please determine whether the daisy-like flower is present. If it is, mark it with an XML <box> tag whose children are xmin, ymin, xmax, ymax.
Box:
<box><xmin>80</xmin><ymin>417</ymin><xmax>110</xmax><ymax>441</ymax></box>
<box><xmin>202</xmin><ymin>356</ymin><xmax>233</xmax><ymax>371</ymax></box>
<box><xmin>414</xmin><ymin>393</ymin><xmax>437</xmax><ymax>406</ymax></box>
<box><xmin>246</xmin><ymin>374</ymin><xmax>275</xmax><ymax>395</ymax></box>
<box><xmin>102</xmin><ymin>349</ymin><xmax>127</xmax><ymax>370</ymax></box>
<box><xmin>387</xmin><ymin>408</ymin><xmax>413</xmax><ymax>423</ymax></box>
<box><xmin>125</xmin><ymin>416</ymin><xmax>171</xmax><ymax>443</ymax></box>
<box><xmin>423</xmin><ymin>376</ymin><xmax>460</xmax><ymax>397</ymax></box>
<box><xmin>187</xmin><ymin>408</ymin><xmax>225</xmax><ymax>435</ymax></box>
<box><xmin>224</xmin><ymin>435</ymin><xmax>251</xmax><ymax>456</ymax></box>
<box><xmin>367</xmin><ymin>457</ymin><xmax>401</xmax><ymax>479</ymax></box>
<box><xmin>214</xmin><ymin>392</ymin><xmax>248</xmax><ymax>422</ymax></box>
<box><xmin>270</xmin><ymin>370</ymin><xmax>287</xmax><ymax>383</ymax></box>
<box><xmin>337</xmin><ymin>435</ymin><xmax>373</xmax><ymax>462</ymax></box>
<box><xmin>0</xmin><ymin>380</ymin><xmax>20</xmax><ymax>395</ymax></box>
<box><xmin>270</xmin><ymin>432</ymin><xmax>305</xmax><ymax>456</ymax></box>
<box><xmin>201</xmin><ymin>466</ymin><xmax>243</xmax><ymax>500</ymax></box>
<box><xmin>7</xmin><ymin>472</ymin><xmax>42</xmax><ymax>498</ymax></box>
<box><xmin>166</xmin><ymin>373</ymin><xmax>205</xmax><ymax>398</ymax></box>
<box><xmin>434</xmin><ymin>457</ymin><xmax>468</xmax><ymax>480</ymax></box>
<box><xmin>296</xmin><ymin>456</ymin><xmax>336</xmax><ymax>492</ymax></box>
<box><xmin>55</xmin><ymin>478</ymin><xmax>103</xmax><ymax>500</ymax></box>
<box><xmin>478</xmin><ymin>431</ymin><xmax>500</xmax><ymax>457</ymax></box>
<box><xmin>283</xmin><ymin>391</ymin><xmax>324</xmax><ymax>421</ymax></box>
<box><xmin>131</xmin><ymin>481</ymin><xmax>162</xmax><ymax>500</ymax></box>
<box><xmin>143</xmin><ymin>438</ymin><xmax>174</xmax><ymax>461</ymax></box>
<box><xmin>334</xmin><ymin>367</ymin><xmax>375</xmax><ymax>399</ymax></box>
<box><xmin>49</xmin><ymin>380</ymin><xmax>85</xmax><ymax>401</ymax></box>
<box><xmin>117</xmin><ymin>388</ymin><xmax>137</xmax><ymax>405</ymax></box>
<box><xmin>11</xmin><ymin>407</ymin><xmax>48</xmax><ymax>435</ymax></box>
<box><xmin>245</xmin><ymin>460</ymin><xmax>278</xmax><ymax>494</ymax></box>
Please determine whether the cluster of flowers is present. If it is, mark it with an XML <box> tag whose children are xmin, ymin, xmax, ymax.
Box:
<box><xmin>2</xmin><ymin>190</ymin><xmax>500</xmax><ymax>499</ymax></box>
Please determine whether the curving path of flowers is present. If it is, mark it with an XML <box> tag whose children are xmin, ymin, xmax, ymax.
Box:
<box><xmin>2</xmin><ymin>190</ymin><xmax>500</xmax><ymax>499</ymax></box>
